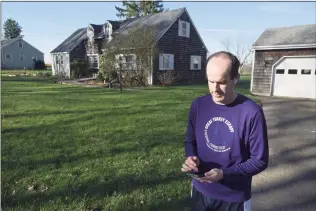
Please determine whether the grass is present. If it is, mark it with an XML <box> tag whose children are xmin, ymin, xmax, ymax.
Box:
<box><xmin>1</xmin><ymin>69</ymin><xmax>51</xmax><ymax>76</ymax></box>
<box><xmin>1</xmin><ymin>75</ymin><xmax>257</xmax><ymax>211</ymax></box>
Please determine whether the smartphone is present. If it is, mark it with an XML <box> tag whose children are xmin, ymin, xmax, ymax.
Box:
<box><xmin>186</xmin><ymin>172</ymin><xmax>205</xmax><ymax>178</ymax></box>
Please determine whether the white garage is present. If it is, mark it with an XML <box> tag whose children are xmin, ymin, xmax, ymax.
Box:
<box><xmin>251</xmin><ymin>24</ymin><xmax>316</xmax><ymax>99</ymax></box>
<box><xmin>272</xmin><ymin>56</ymin><xmax>316</xmax><ymax>99</ymax></box>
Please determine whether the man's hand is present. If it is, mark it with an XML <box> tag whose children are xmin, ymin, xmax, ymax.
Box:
<box><xmin>181</xmin><ymin>156</ymin><xmax>200</xmax><ymax>172</ymax></box>
<box><xmin>198</xmin><ymin>168</ymin><xmax>223</xmax><ymax>183</ymax></box>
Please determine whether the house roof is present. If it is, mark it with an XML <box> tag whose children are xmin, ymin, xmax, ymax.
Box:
<box><xmin>51</xmin><ymin>20</ymin><xmax>131</xmax><ymax>52</ymax></box>
<box><xmin>90</xmin><ymin>24</ymin><xmax>103</xmax><ymax>35</ymax></box>
<box><xmin>94</xmin><ymin>20</ymin><xmax>129</xmax><ymax>39</ymax></box>
<box><xmin>94</xmin><ymin>31</ymin><xmax>105</xmax><ymax>39</ymax></box>
<box><xmin>2</xmin><ymin>37</ymin><xmax>44</xmax><ymax>54</ymax></box>
<box><xmin>51</xmin><ymin>7</ymin><xmax>209</xmax><ymax>53</ymax></box>
<box><xmin>109</xmin><ymin>7</ymin><xmax>185</xmax><ymax>47</ymax></box>
<box><xmin>1</xmin><ymin>37</ymin><xmax>20</xmax><ymax>48</ymax></box>
<box><xmin>51</xmin><ymin>27</ymin><xmax>87</xmax><ymax>53</ymax></box>
<box><xmin>108</xmin><ymin>20</ymin><xmax>123</xmax><ymax>31</ymax></box>
<box><xmin>252</xmin><ymin>24</ymin><xmax>316</xmax><ymax>49</ymax></box>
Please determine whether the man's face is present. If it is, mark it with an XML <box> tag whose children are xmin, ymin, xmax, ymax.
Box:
<box><xmin>206</xmin><ymin>56</ymin><xmax>236</xmax><ymax>104</ymax></box>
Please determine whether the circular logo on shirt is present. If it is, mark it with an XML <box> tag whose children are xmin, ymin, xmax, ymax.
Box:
<box><xmin>204</xmin><ymin>117</ymin><xmax>234</xmax><ymax>152</ymax></box>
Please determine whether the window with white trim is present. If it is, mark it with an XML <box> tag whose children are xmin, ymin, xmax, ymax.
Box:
<box><xmin>60</xmin><ymin>55</ymin><xmax>64</xmax><ymax>64</ymax></box>
<box><xmin>301</xmin><ymin>69</ymin><xmax>311</xmax><ymax>75</ymax></box>
<box><xmin>105</xmin><ymin>24</ymin><xmax>112</xmax><ymax>39</ymax></box>
<box><xmin>87</xmin><ymin>27</ymin><xmax>94</xmax><ymax>41</ymax></box>
<box><xmin>190</xmin><ymin>55</ymin><xmax>201</xmax><ymax>70</ymax></box>
<box><xmin>276</xmin><ymin>69</ymin><xmax>285</xmax><ymax>74</ymax></box>
<box><xmin>87</xmin><ymin>54</ymin><xmax>99</xmax><ymax>68</ymax></box>
<box><xmin>288</xmin><ymin>69</ymin><xmax>297</xmax><ymax>74</ymax></box>
<box><xmin>159</xmin><ymin>54</ymin><xmax>174</xmax><ymax>70</ymax></box>
<box><xmin>178</xmin><ymin>20</ymin><xmax>190</xmax><ymax>38</ymax></box>
<box><xmin>124</xmin><ymin>55</ymin><xmax>133</xmax><ymax>69</ymax></box>
<box><xmin>5</xmin><ymin>54</ymin><xmax>12</xmax><ymax>62</ymax></box>
<box><xmin>19</xmin><ymin>54</ymin><xmax>25</xmax><ymax>61</ymax></box>
<box><xmin>115</xmin><ymin>54</ymin><xmax>136</xmax><ymax>70</ymax></box>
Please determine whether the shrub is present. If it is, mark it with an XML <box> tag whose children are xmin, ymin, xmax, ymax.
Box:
<box><xmin>99</xmin><ymin>27</ymin><xmax>158</xmax><ymax>88</ymax></box>
<box><xmin>157</xmin><ymin>70</ymin><xmax>180</xmax><ymax>86</ymax></box>
<box><xmin>96</xmin><ymin>72</ymin><xmax>105</xmax><ymax>82</ymax></box>
<box><xmin>44</xmin><ymin>72</ymin><xmax>51</xmax><ymax>77</ymax></box>
<box><xmin>70</xmin><ymin>59</ymin><xmax>89</xmax><ymax>79</ymax></box>
<box><xmin>34</xmin><ymin>60</ymin><xmax>46</xmax><ymax>70</ymax></box>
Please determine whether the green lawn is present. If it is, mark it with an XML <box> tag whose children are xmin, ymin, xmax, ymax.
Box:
<box><xmin>1</xmin><ymin>69</ymin><xmax>51</xmax><ymax>76</ymax></box>
<box><xmin>1</xmin><ymin>75</ymin><xmax>256</xmax><ymax>211</ymax></box>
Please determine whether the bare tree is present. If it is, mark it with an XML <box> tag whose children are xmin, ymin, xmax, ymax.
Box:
<box><xmin>98</xmin><ymin>26</ymin><xmax>158</xmax><ymax>89</ymax></box>
<box><xmin>221</xmin><ymin>38</ymin><xmax>252</xmax><ymax>74</ymax></box>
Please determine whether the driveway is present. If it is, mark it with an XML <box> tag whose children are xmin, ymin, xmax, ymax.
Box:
<box><xmin>252</xmin><ymin>96</ymin><xmax>316</xmax><ymax>211</ymax></box>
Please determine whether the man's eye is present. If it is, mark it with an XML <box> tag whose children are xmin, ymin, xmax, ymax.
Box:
<box><xmin>209</xmin><ymin>81</ymin><xmax>226</xmax><ymax>84</ymax></box>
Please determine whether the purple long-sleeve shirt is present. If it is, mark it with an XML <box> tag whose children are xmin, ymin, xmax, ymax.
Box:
<box><xmin>185</xmin><ymin>93</ymin><xmax>269</xmax><ymax>202</ymax></box>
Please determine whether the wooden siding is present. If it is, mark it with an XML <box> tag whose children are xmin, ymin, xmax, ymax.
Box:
<box><xmin>52</xmin><ymin>53</ymin><xmax>70</xmax><ymax>77</ymax></box>
<box><xmin>252</xmin><ymin>48</ymin><xmax>316</xmax><ymax>95</ymax></box>
<box><xmin>69</xmin><ymin>39</ymin><xmax>105</xmax><ymax>62</ymax></box>
<box><xmin>70</xmin><ymin>39</ymin><xmax>105</xmax><ymax>77</ymax></box>
<box><xmin>69</xmin><ymin>41</ymin><xmax>86</xmax><ymax>62</ymax></box>
<box><xmin>1</xmin><ymin>39</ymin><xmax>44</xmax><ymax>69</ymax></box>
<box><xmin>153</xmin><ymin>10</ymin><xmax>207</xmax><ymax>85</ymax></box>
<box><xmin>84</xmin><ymin>39</ymin><xmax>103</xmax><ymax>55</ymax></box>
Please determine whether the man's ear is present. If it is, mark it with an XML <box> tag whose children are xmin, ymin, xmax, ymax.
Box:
<box><xmin>233</xmin><ymin>74</ymin><xmax>240</xmax><ymax>84</ymax></box>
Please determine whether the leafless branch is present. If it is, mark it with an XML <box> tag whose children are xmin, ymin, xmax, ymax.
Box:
<box><xmin>221</xmin><ymin>38</ymin><xmax>252</xmax><ymax>73</ymax></box>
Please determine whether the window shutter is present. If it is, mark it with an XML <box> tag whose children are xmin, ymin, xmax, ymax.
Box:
<box><xmin>132</xmin><ymin>54</ymin><xmax>137</xmax><ymax>69</ymax></box>
<box><xmin>159</xmin><ymin>54</ymin><xmax>163</xmax><ymax>70</ymax></box>
<box><xmin>169</xmin><ymin>54</ymin><xmax>174</xmax><ymax>70</ymax></box>
<box><xmin>178</xmin><ymin>20</ymin><xmax>182</xmax><ymax>36</ymax></box>
<box><xmin>198</xmin><ymin>56</ymin><xmax>201</xmax><ymax>69</ymax></box>
<box><xmin>121</xmin><ymin>55</ymin><xmax>127</xmax><ymax>69</ymax></box>
<box><xmin>186</xmin><ymin>22</ymin><xmax>190</xmax><ymax>38</ymax></box>
<box><xmin>190</xmin><ymin>56</ymin><xmax>193</xmax><ymax>70</ymax></box>
<box><xmin>115</xmin><ymin>54</ymin><xmax>120</xmax><ymax>62</ymax></box>
<box><xmin>122</xmin><ymin>55</ymin><xmax>126</xmax><ymax>63</ymax></box>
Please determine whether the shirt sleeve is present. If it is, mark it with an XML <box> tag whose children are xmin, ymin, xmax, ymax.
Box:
<box><xmin>221</xmin><ymin>108</ymin><xmax>269</xmax><ymax>177</ymax></box>
<box><xmin>184</xmin><ymin>98</ymin><xmax>199</xmax><ymax>157</ymax></box>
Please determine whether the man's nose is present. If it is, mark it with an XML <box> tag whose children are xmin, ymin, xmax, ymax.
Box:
<box><xmin>213</xmin><ymin>82</ymin><xmax>220</xmax><ymax>90</ymax></box>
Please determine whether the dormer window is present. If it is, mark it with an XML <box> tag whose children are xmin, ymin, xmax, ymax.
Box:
<box><xmin>178</xmin><ymin>20</ymin><xmax>190</xmax><ymax>38</ymax></box>
<box><xmin>87</xmin><ymin>26</ymin><xmax>94</xmax><ymax>41</ymax></box>
<box><xmin>105</xmin><ymin>23</ymin><xmax>112</xmax><ymax>39</ymax></box>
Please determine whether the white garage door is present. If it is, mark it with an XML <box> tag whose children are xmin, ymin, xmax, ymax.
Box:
<box><xmin>273</xmin><ymin>56</ymin><xmax>316</xmax><ymax>99</ymax></box>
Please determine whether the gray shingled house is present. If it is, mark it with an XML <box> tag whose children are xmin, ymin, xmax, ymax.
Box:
<box><xmin>50</xmin><ymin>7</ymin><xmax>208</xmax><ymax>85</ymax></box>
<box><xmin>251</xmin><ymin>24</ymin><xmax>316</xmax><ymax>99</ymax></box>
<box><xmin>1</xmin><ymin>37</ymin><xmax>44</xmax><ymax>69</ymax></box>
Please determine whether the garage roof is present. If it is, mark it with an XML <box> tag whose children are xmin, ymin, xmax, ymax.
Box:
<box><xmin>252</xmin><ymin>24</ymin><xmax>316</xmax><ymax>49</ymax></box>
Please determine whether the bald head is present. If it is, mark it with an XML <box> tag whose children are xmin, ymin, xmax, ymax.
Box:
<box><xmin>206</xmin><ymin>51</ymin><xmax>240</xmax><ymax>80</ymax></box>
<box><xmin>205</xmin><ymin>51</ymin><xmax>240</xmax><ymax>105</ymax></box>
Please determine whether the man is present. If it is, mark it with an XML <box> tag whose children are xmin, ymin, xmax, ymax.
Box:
<box><xmin>181</xmin><ymin>51</ymin><xmax>269</xmax><ymax>211</ymax></box>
